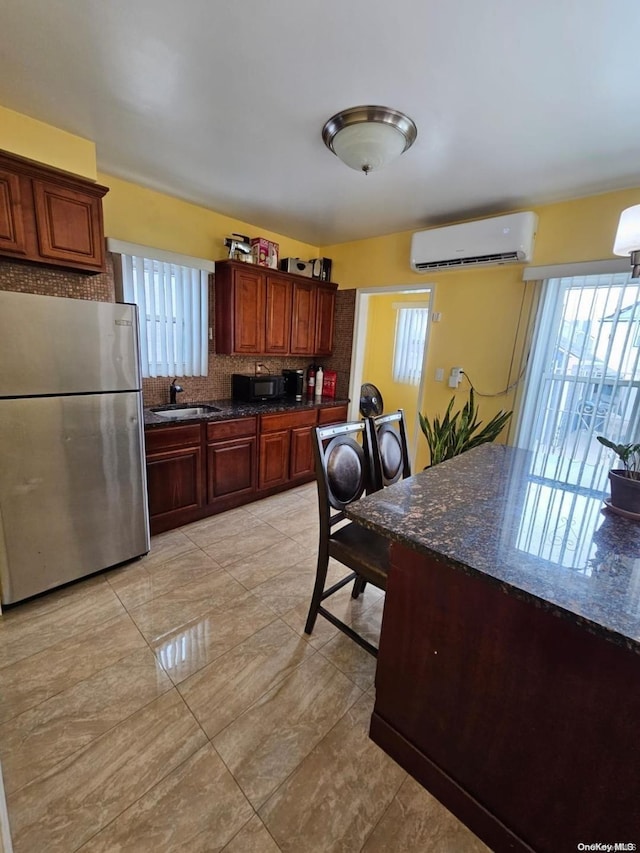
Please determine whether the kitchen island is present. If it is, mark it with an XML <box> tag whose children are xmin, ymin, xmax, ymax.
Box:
<box><xmin>346</xmin><ymin>444</ymin><xmax>640</xmax><ymax>853</ymax></box>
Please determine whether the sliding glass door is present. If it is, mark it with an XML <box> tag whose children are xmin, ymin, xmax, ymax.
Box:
<box><xmin>517</xmin><ymin>271</ymin><xmax>640</xmax><ymax>492</ymax></box>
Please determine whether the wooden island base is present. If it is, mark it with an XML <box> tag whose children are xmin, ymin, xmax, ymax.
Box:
<box><xmin>372</xmin><ymin>542</ymin><xmax>640</xmax><ymax>853</ymax></box>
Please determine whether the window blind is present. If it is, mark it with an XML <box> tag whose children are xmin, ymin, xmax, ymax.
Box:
<box><xmin>118</xmin><ymin>254</ymin><xmax>208</xmax><ymax>379</ymax></box>
<box><xmin>393</xmin><ymin>306</ymin><xmax>429</xmax><ymax>385</ymax></box>
<box><xmin>516</xmin><ymin>271</ymin><xmax>640</xmax><ymax>491</ymax></box>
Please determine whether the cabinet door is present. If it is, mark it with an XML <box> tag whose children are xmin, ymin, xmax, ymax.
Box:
<box><xmin>290</xmin><ymin>425</ymin><xmax>315</xmax><ymax>481</ymax></box>
<box><xmin>259</xmin><ymin>430</ymin><xmax>290</xmax><ymax>489</ymax></box>
<box><xmin>290</xmin><ymin>280</ymin><xmax>317</xmax><ymax>355</ymax></box>
<box><xmin>32</xmin><ymin>179</ymin><xmax>105</xmax><ymax>270</ymax></box>
<box><xmin>146</xmin><ymin>446</ymin><xmax>203</xmax><ymax>521</ymax></box>
<box><xmin>318</xmin><ymin>405</ymin><xmax>348</xmax><ymax>425</ymax></box>
<box><xmin>265</xmin><ymin>274</ymin><xmax>292</xmax><ymax>353</ymax></box>
<box><xmin>233</xmin><ymin>267</ymin><xmax>266</xmax><ymax>353</ymax></box>
<box><xmin>207</xmin><ymin>436</ymin><xmax>257</xmax><ymax>502</ymax></box>
<box><xmin>315</xmin><ymin>286</ymin><xmax>336</xmax><ymax>356</ymax></box>
<box><xmin>0</xmin><ymin>170</ymin><xmax>27</xmax><ymax>255</ymax></box>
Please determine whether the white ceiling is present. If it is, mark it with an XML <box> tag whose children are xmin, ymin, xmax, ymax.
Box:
<box><xmin>2</xmin><ymin>0</ymin><xmax>640</xmax><ymax>246</ymax></box>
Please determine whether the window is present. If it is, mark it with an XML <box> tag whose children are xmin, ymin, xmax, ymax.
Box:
<box><xmin>393</xmin><ymin>305</ymin><xmax>429</xmax><ymax>385</ymax></box>
<box><xmin>516</xmin><ymin>271</ymin><xmax>640</xmax><ymax>492</ymax></box>
<box><xmin>110</xmin><ymin>241</ymin><xmax>213</xmax><ymax>379</ymax></box>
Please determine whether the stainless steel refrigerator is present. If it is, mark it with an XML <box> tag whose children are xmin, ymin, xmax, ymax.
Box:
<box><xmin>0</xmin><ymin>291</ymin><xmax>150</xmax><ymax>605</ymax></box>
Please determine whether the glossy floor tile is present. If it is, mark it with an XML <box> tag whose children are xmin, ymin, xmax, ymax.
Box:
<box><xmin>212</xmin><ymin>653</ymin><xmax>362</xmax><ymax>808</ymax></box>
<box><xmin>0</xmin><ymin>481</ymin><xmax>490</xmax><ymax>852</ymax></box>
<box><xmin>259</xmin><ymin>693</ymin><xmax>405</xmax><ymax>852</ymax></box>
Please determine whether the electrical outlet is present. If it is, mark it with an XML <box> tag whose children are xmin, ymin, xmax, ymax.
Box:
<box><xmin>448</xmin><ymin>367</ymin><xmax>463</xmax><ymax>388</ymax></box>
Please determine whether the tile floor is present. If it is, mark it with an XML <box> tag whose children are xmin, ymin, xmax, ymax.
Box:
<box><xmin>0</xmin><ymin>483</ymin><xmax>490</xmax><ymax>852</ymax></box>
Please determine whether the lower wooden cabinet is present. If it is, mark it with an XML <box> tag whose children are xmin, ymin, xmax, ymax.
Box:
<box><xmin>206</xmin><ymin>418</ymin><xmax>257</xmax><ymax>505</ymax></box>
<box><xmin>258</xmin><ymin>429</ymin><xmax>290</xmax><ymax>490</ymax></box>
<box><xmin>317</xmin><ymin>404</ymin><xmax>348</xmax><ymax>425</ymax></box>
<box><xmin>145</xmin><ymin>404</ymin><xmax>350</xmax><ymax>533</ymax></box>
<box><xmin>145</xmin><ymin>425</ymin><xmax>203</xmax><ymax>533</ymax></box>
<box><xmin>258</xmin><ymin>409</ymin><xmax>317</xmax><ymax>490</ymax></box>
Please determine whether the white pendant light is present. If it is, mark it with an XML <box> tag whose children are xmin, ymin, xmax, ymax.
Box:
<box><xmin>613</xmin><ymin>204</ymin><xmax>640</xmax><ymax>278</ymax></box>
<box><xmin>322</xmin><ymin>105</ymin><xmax>417</xmax><ymax>174</ymax></box>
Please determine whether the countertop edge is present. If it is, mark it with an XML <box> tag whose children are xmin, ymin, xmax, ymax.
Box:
<box><xmin>143</xmin><ymin>397</ymin><xmax>350</xmax><ymax>427</ymax></box>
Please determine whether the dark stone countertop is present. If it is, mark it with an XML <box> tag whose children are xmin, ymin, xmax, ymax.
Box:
<box><xmin>143</xmin><ymin>397</ymin><xmax>350</xmax><ymax>427</ymax></box>
<box><xmin>346</xmin><ymin>443</ymin><xmax>640</xmax><ymax>654</ymax></box>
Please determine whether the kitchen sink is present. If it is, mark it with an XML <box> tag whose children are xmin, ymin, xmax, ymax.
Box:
<box><xmin>151</xmin><ymin>405</ymin><xmax>221</xmax><ymax>420</ymax></box>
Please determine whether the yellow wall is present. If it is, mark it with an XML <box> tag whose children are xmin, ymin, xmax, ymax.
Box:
<box><xmin>0</xmin><ymin>106</ymin><xmax>318</xmax><ymax>259</ymax></box>
<box><xmin>99</xmin><ymin>172</ymin><xmax>318</xmax><ymax>261</ymax></box>
<box><xmin>321</xmin><ymin>189</ymin><xmax>640</xmax><ymax>465</ymax></box>
<box><xmin>0</xmin><ymin>105</ymin><xmax>97</xmax><ymax>179</ymax></box>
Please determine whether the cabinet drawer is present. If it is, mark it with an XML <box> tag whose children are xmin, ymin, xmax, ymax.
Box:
<box><xmin>318</xmin><ymin>405</ymin><xmax>348</xmax><ymax>425</ymax></box>
<box><xmin>145</xmin><ymin>424</ymin><xmax>202</xmax><ymax>453</ymax></box>
<box><xmin>260</xmin><ymin>409</ymin><xmax>317</xmax><ymax>433</ymax></box>
<box><xmin>207</xmin><ymin>417</ymin><xmax>257</xmax><ymax>442</ymax></box>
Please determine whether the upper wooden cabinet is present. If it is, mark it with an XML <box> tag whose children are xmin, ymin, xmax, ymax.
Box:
<box><xmin>290</xmin><ymin>279</ymin><xmax>317</xmax><ymax>355</ymax></box>
<box><xmin>0</xmin><ymin>150</ymin><xmax>108</xmax><ymax>273</ymax></box>
<box><xmin>0</xmin><ymin>169</ymin><xmax>27</xmax><ymax>255</ymax></box>
<box><xmin>214</xmin><ymin>260</ymin><xmax>337</xmax><ymax>356</ymax></box>
<box><xmin>265</xmin><ymin>273</ymin><xmax>293</xmax><ymax>353</ymax></box>
<box><xmin>315</xmin><ymin>284</ymin><xmax>336</xmax><ymax>357</ymax></box>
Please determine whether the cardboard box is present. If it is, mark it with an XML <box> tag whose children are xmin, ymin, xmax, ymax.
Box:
<box><xmin>251</xmin><ymin>238</ymin><xmax>279</xmax><ymax>268</ymax></box>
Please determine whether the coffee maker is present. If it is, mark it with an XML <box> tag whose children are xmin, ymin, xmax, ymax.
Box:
<box><xmin>282</xmin><ymin>368</ymin><xmax>305</xmax><ymax>401</ymax></box>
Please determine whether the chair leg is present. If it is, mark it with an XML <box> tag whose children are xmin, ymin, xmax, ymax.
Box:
<box><xmin>352</xmin><ymin>576</ymin><xmax>367</xmax><ymax>599</ymax></box>
<box><xmin>305</xmin><ymin>550</ymin><xmax>329</xmax><ymax>635</ymax></box>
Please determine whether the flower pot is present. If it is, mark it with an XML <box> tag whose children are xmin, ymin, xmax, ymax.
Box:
<box><xmin>608</xmin><ymin>469</ymin><xmax>640</xmax><ymax>515</ymax></box>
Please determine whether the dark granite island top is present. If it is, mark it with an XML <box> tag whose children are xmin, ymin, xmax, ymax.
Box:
<box><xmin>345</xmin><ymin>443</ymin><xmax>640</xmax><ymax>852</ymax></box>
<box><xmin>346</xmin><ymin>442</ymin><xmax>640</xmax><ymax>654</ymax></box>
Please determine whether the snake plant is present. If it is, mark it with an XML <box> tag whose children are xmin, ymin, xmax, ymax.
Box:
<box><xmin>419</xmin><ymin>388</ymin><xmax>512</xmax><ymax>466</ymax></box>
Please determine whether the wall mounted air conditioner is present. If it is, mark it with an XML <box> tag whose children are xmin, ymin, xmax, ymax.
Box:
<box><xmin>410</xmin><ymin>211</ymin><xmax>538</xmax><ymax>273</ymax></box>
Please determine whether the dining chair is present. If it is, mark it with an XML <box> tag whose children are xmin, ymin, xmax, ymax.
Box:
<box><xmin>304</xmin><ymin>420</ymin><xmax>390</xmax><ymax>656</ymax></box>
<box><xmin>367</xmin><ymin>409</ymin><xmax>411</xmax><ymax>491</ymax></box>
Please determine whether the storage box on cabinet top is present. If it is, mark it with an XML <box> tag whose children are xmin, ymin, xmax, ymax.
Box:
<box><xmin>251</xmin><ymin>238</ymin><xmax>279</xmax><ymax>268</ymax></box>
<box><xmin>280</xmin><ymin>258</ymin><xmax>313</xmax><ymax>277</ymax></box>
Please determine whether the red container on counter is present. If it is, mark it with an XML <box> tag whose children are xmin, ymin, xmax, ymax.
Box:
<box><xmin>322</xmin><ymin>369</ymin><xmax>337</xmax><ymax>399</ymax></box>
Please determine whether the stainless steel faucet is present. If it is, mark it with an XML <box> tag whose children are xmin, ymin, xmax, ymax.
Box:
<box><xmin>169</xmin><ymin>378</ymin><xmax>184</xmax><ymax>404</ymax></box>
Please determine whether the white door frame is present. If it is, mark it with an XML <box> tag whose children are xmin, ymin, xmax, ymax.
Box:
<box><xmin>348</xmin><ymin>283</ymin><xmax>436</xmax><ymax>469</ymax></box>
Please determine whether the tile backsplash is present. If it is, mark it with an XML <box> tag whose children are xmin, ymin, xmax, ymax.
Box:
<box><xmin>0</xmin><ymin>256</ymin><xmax>354</xmax><ymax>406</ymax></box>
<box><xmin>0</xmin><ymin>256</ymin><xmax>115</xmax><ymax>302</ymax></box>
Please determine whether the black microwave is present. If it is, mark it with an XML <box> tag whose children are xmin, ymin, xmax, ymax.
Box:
<box><xmin>232</xmin><ymin>373</ymin><xmax>285</xmax><ymax>402</ymax></box>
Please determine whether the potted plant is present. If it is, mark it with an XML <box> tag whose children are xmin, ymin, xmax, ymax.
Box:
<box><xmin>596</xmin><ymin>436</ymin><xmax>640</xmax><ymax>516</ymax></box>
<box><xmin>419</xmin><ymin>388</ymin><xmax>512</xmax><ymax>466</ymax></box>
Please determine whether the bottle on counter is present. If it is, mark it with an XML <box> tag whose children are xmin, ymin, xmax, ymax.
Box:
<box><xmin>315</xmin><ymin>366</ymin><xmax>323</xmax><ymax>400</ymax></box>
<box><xmin>307</xmin><ymin>365</ymin><xmax>316</xmax><ymax>398</ymax></box>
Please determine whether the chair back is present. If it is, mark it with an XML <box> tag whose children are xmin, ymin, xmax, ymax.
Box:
<box><xmin>312</xmin><ymin>421</ymin><xmax>370</xmax><ymax>533</ymax></box>
<box><xmin>368</xmin><ymin>409</ymin><xmax>411</xmax><ymax>489</ymax></box>
<box><xmin>307</xmin><ymin>419</ymin><xmax>388</xmax><ymax>656</ymax></box>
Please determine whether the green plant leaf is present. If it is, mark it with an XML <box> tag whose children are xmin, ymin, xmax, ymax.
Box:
<box><xmin>420</xmin><ymin>390</ymin><xmax>512</xmax><ymax>466</ymax></box>
<box><xmin>597</xmin><ymin>435</ymin><xmax>640</xmax><ymax>474</ymax></box>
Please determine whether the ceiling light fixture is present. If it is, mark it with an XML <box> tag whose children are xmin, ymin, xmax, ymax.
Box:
<box><xmin>322</xmin><ymin>105</ymin><xmax>417</xmax><ymax>175</ymax></box>
<box><xmin>613</xmin><ymin>204</ymin><xmax>640</xmax><ymax>278</ymax></box>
